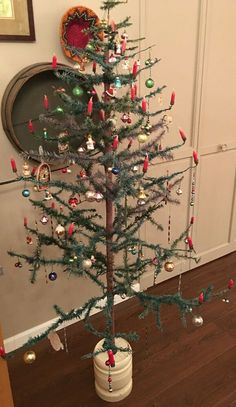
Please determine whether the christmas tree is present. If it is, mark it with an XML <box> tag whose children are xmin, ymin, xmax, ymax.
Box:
<box><xmin>6</xmin><ymin>0</ymin><xmax>234</xmax><ymax>400</ymax></box>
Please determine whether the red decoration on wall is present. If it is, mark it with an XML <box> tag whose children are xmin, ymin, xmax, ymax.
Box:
<box><xmin>60</xmin><ymin>6</ymin><xmax>103</xmax><ymax>65</ymax></box>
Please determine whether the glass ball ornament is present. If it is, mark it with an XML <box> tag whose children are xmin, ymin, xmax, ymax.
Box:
<box><xmin>145</xmin><ymin>78</ymin><xmax>155</xmax><ymax>88</ymax></box>
<box><xmin>192</xmin><ymin>315</ymin><xmax>203</xmax><ymax>327</ymax></box>
<box><xmin>176</xmin><ymin>187</ymin><xmax>183</xmax><ymax>196</ymax></box>
<box><xmin>55</xmin><ymin>106</ymin><xmax>64</xmax><ymax>114</ymax></box>
<box><xmin>138</xmin><ymin>133</ymin><xmax>148</xmax><ymax>143</ymax></box>
<box><xmin>49</xmin><ymin>271</ymin><xmax>57</xmax><ymax>281</ymax></box>
<box><xmin>22</xmin><ymin>189</ymin><xmax>30</xmax><ymax>198</ymax></box>
<box><xmin>164</xmin><ymin>261</ymin><xmax>175</xmax><ymax>272</ymax></box>
<box><xmin>55</xmin><ymin>224</ymin><xmax>65</xmax><ymax>237</ymax></box>
<box><xmin>112</xmin><ymin>167</ymin><xmax>120</xmax><ymax>175</ymax></box>
<box><xmin>23</xmin><ymin>350</ymin><xmax>36</xmax><ymax>364</ymax></box>
<box><xmin>72</xmin><ymin>86</ymin><xmax>84</xmax><ymax>97</ymax></box>
<box><xmin>132</xmin><ymin>166</ymin><xmax>139</xmax><ymax>173</ymax></box>
<box><xmin>82</xmin><ymin>259</ymin><xmax>92</xmax><ymax>269</ymax></box>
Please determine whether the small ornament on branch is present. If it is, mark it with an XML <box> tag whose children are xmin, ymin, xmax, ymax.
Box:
<box><xmin>87</xmin><ymin>97</ymin><xmax>93</xmax><ymax>115</ymax></box>
<box><xmin>170</xmin><ymin>90</ymin><xmax>176</xmax><ymax>106</ymax></box>
<box><xmin>179</xmin><ymin>128</ymin><xmax>187</xmax><ymax>142</ymax></box>
<box><xmin>52</xmin><ymin>54</ymin><xmax>57</xmax><ymax>69</ymax></box>
<box><xmin>143</xmin><ymin>154</ymin><xmax>149</xmax><ymax>173</ymax></box>
<box><xmin>193</xmin><ymin>151</ymin><xmax>199</xmax><ymax>165</ymax></box>
<box><xmin>43</xmin><ymin>94</ymin><xmax>49</xmax><ymax>110</ymax></box>
<box><xmin>198</xmin><ymin>292</ymin><xmax>204</xmax><ymax>304</ymax></box>
<box><xmin>48</xmin><ymin>331</ymin><xmax>64</xmax><ymax>351</ymax></box>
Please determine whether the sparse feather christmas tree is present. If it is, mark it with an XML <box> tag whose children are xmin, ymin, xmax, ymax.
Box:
<box><xmin>7</xmin><ymin>0</ymin><xmax>234</xmax><ymax>401</ymax></box>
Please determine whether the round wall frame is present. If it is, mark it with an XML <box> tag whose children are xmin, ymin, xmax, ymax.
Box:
<box><xmin>1</xmin><ymin>63</ymin><xmax>90</xmax><ymax>161</ymax></box>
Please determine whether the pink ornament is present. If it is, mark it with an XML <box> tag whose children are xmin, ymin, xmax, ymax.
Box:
<box><xmin>87</xmin><ymin>97</ymin><xmax>93</xmax><ymax>115</ymax></box>
<box><xmin>143</xmin><ymin>154</ymin><xmax>149</xmax><ymax>173</ymax></box>
<box><xmin>179</xmin><ymin>128</ymin><xmax>187</xmax><ymax>142</ymax></box>
<box><xmin>141</xmin><ymin>97</ymin><xmax>147</xmax><ymax>113</ymax></box>
<box><xmin>170</xmin><ymin>90</ymin><xmax>176</xmax><ymax>106</ymax></box>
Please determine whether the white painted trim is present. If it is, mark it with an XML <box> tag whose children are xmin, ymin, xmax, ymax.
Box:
<box><xmin>4</xmin><ymin>283</ymin><xmax>140</xmax><ymax>353</ymax></box>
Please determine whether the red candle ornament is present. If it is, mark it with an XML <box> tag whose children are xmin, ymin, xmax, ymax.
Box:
<box><xmin>107</xmin><ymin>349</ymin><xmax>115</xmax><ymax>367</ymax></box>
<box><xmin>134</xmin><ymin>83</ymin><xmax>137</xmax><ymax>97</ymax></box>
<box><xmin>28</xmin><ymin>119</ymin><xmax>34</xmax><ymax>134</ymax></box>
<box><xmin>187</xmin><ymin>236</ymin><xmax>194</xmax><ymax>250</ymax></box>
<box><xmin>24</xmin><ymin>217</ymin><xmax>28</xmax><ymax>227</ymax></box>
<box><xmin>131</xmin><ymin>85</ymin><xmax>136</xmax><ymax>101</ymax></box>
<box><xmin>121</xmin><ymin>38</ymin><xmax>127</xmax><ymax>54</ymax></box>
<box><xmin>52</xmin><ymin>54</ymin><xmax>57</xmax><ymax>69</ymax></box>
<box><xmin>112</xmin><ymin>135</ymin><xmax>119</xmax><ymax>150</ymax></box>
<box><xmin>87</xmin><ymin>97</ymin><xmax>93</xmax><ymax>115</ymax></box>
<box><xmin>228</xmin><ymin>279</ymin><xmax>234</xmax><ymax>289</ymax></box>
<box><xmin>68</xmin><ymin>223</ymin><xmax>75</xmax><ymax>237</ymax></box>
<box><xmin>92</xmin><ymin>61</ymin><xmax>97</xmax><ymax>74</ymax></box>
<box><xmin>141</xmin><ymin>97</ymin><xmax>147</xmax><ymax>113</ymax></box>
<box><xmin>43</xmin><ymin>94</ymin><xmax>49</xmax><ymax>110</ymax></box>
<box><xmin>51</xmin><ymin>202</ymin><xmax>55</xmax><ymax>209</ymax></box>
<box><xmin>198</xmin><ymin>292</ymin><xmax>204</xmax><ymax>304</ymax></box>
<box><xmin>190</xmin><ymin>216</ymin><xmax>195</xmax><ymax>225</ymax></box>
<box><xmin>170</xmin><ymin>90</ymin><xmax>176</xmax><ymax>106</ymax></box>
<box><xmin>193</xmin><ymin>151</ymin><xmax>199</xmax><ymax>165</ymax></box>
<box><xmin>143</xmin><ymin>154</ymin><xmax>149</xmax><ymax>173</ymax></box>
<box><xmin>10</xmin><ymin>158</ymin><xmax>17</xmax><ymax>173</ymax></box>
<box><xmin>110</xmin><ymin>20</ymin><xmax>116</xmax><ymax>32</ymax></box>
<box><xmin>132</xmin><ymin>61</ymin><xmax>138</xmax><ymax>77</ymax></box>
<box><xmin>179</xmin><ymin>128</ymin><xmax>187</xmax><ymax>142</ymax></box>
<box><xmin>0</xmin><ymin>346</ymin><xmax>6</xmax><ymax>358</ymax></box>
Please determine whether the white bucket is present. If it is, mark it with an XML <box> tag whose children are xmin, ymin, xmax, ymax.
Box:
<box><xmin>93</xmin><ymin>338</ymin><xmax>132</xmax><ymax>402</ymax></box>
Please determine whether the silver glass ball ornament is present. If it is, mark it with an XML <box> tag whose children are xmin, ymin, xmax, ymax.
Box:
<box><xmin>192</xmin><ymin>315</ymin><xmax>203</xmax><ymax>327</ymax></box>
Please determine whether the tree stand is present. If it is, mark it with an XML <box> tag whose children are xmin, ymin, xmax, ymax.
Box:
<box><xmin>94</xmin><ymin>338</ymin><xmax>132</xmax><ymax>402</ymax></box>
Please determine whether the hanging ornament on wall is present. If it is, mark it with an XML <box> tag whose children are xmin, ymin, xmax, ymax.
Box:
<box><xmin>23</xmin><ymin>350</ymin><xmax>36</xmax><ymax>364</ymax></box>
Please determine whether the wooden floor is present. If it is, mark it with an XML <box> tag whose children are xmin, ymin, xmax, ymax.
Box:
<box><xmin>8</xmin><ymin>252</ymin><xmax>236</xmax><ymax>407</ymax></box>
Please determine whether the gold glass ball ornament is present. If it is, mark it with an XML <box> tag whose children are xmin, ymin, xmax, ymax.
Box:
<box><xmin>192</xmin><ymin>315</ymin><xmax>203</xmax><ymax>327</ymax></box>
<box><xmin>82</xmin><ymin>259</ymin><xmax>92</xmax><ymax>269</ymax></box>
<box><xmin>164</xmin><ymin>261</ymin><xmax>175</xmax><ymax>272</ymax></box>
<box><xmin>55</xmin><ymin>224</ymin><xmax>65</xmax><ymax>237</ymax></box>
<box><xmin>23</xmin><ymin>350</ymin><xmax>36</xmax><ymax>364</ymax></box>
<box><xmin>137</xmin><ymin>133</ymin><xmax>148</xmax><ymax>143</ymax></box>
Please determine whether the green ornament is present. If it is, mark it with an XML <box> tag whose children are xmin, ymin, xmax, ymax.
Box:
<box><xmin>56</xmin><ymin>106</ymin><xmax>64</xmax><ymax>113</ymax></box>
<box><xmin>72</xmin><ymin>86</ymin><xmax>84</xmax><ymax>97</ymax></box>
<box><xmin>86</xmin><ymin>43</ymin><xmax>94</xmax><ymax>50</ymax></box>
<box><xmin>145</xmin><ymin>78</ymin><xmax>154</xmax><ymax>88</ymax></box>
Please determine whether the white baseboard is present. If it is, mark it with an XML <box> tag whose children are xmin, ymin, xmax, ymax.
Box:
<box><xmin>4</xmin><ymin>283</ymin><xmax>140</xmax><ymax>353</ymax></box>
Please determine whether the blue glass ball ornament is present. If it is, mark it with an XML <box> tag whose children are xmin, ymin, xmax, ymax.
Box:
<box><xmin>111</xmin><ymin>167</ymin><xmax>120</xmax><ymax>175</ymax></box>
<box><xmin>49</xmin><ymin>271</ymin><xmax>57</xmax><ymax>281</ymax></box>
<box><xmin>22</xmin><ymin>189</ymin><xmax>30</xmax><ymax>198</ymax></box>
<box><xmin>114</xmin><ymin>76</ymin><xmax>122</xmax><ymax>88</ymax></box>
